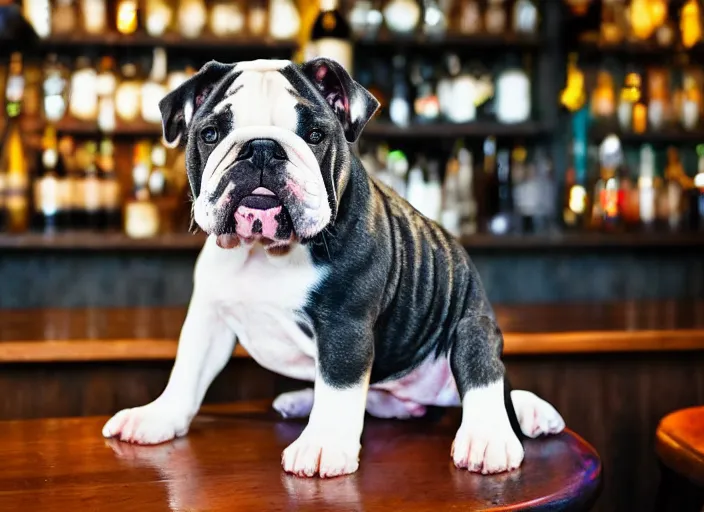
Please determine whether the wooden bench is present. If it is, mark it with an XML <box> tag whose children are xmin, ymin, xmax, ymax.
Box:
<box><xmin>0</xmin><ymin>401</ymin><xmax>602</xmax><ymax>511</ymax></box>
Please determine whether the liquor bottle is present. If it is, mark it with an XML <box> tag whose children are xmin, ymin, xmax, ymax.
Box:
<box><xmin>647</xmin><ymin>69</ymin><xmax>670</xmax><ymax>132</ymax></box>
<box><xmin>43</xmin><ymin>54</ymin><xmax>68</xmax><ymax>123</ymax></box>
<box><xmin>406</xmin><ymin>157</ymin><xmax>426</xmax><ymax>215</ymax></box>
<box><xmin>592</xmin><ymin>135</ymin><xmax>623</xmax><ymax>232</ymax></box>
<box><xmin>485</xmin><ymin>0</ymin><xmax>507</xmax><ymax>35</ymax></box>
<box><xmin>389</xmin><ymin>55</ymin><xmax>410</xmax><ymax>128</ymax></box>
<box><xmin>457</xmin><ymin>145</ymin><xmax>478</xmax><ymax>236</ymax></box>
<box><xmin>513</xmin><ymin>0</ymin><xmax>538</xmax><ymax>34</ymax></box>
<box><xmin>457</xmin><ymin>0</ymin><xmax>482</xmax><ymax>35</ymax></box>
<box><xmin>638</xmin><ymin>144</ymin><xmax>656</xmax><ymax>231</ymax></box>
<box><xmin>681</xmin><ymin>71</ymin><xmax>701</xmax><ymax>131</ymax></box>
<box><xmin>533</xmin><ymin>148</ymin><xmax>557</xmax><ymax>233</ymax></box>
<box><xmin>383</xmin><ymin>0</ymin><xmax>421</xmax><ymax>36</ymax></box>
<box><xmin>124</xmin><ymin>141</ymin><xmax>160</xmax><ymax>238</ymax></box>
<box><xmin>57</xmin><ymin>136</ymin><xmax>77</xmax><ymax>228</ymax></box>
<box><xmin>663</xmin><ymin>147</ymin><xmax>687</xmax><ymax>231</ymax></box>
<box><xmin>511</xmin><ymin>146</ymin><xmax>533</xmax><ymax>232</ymax></box>
<box><xmin>96</xmin><ymin>56</ymin><xmax>117</xmax><ymax>133</ymax></box>
<box><xmin>141</xmin><ymin>47</ymin><xmax>168</xmax><ymax>125</ymax></box>
<box><xmin>116</xmin><ymin>0</ymin><xmax>140</xmax><ymax>35</ymax></box>
<box><xmin>481</xmin><ymin>136</ymin><xmax>498</xmax><ymax>232</ymax></box>
<box><xmin>82</xmin><ymin>0</ymin><xmax>107</xmax><ymax>34</ymax></box>
<box><xmin>268</xmin><ymin>0</ymin><xmax>300</xmax><ymax>40</ymax></box>
<box><xmin>33</xmin><ymin>125</ymin><xmax>62</xmax><ymax>232</ymax></box>
<box><xmin>1</xmin><ymin>54</ymin><xmax>29</xmax><ymax>234</ymax></box>
<box><xmin>115</xmin><ymin>61</ymin><xmax>142</xmax><ymax>123</ymax></box>
<box><xmin>247</xmin><ymin>0</ymin><xmax>268</xmax><ymax>37</ymax></box>
<box><xmin>83</xmin><ymin>142</ymin><xmax>102</xmax><ymax>230</ymax></box>
<box><xmin>425</xmin><ymin>160</ymin><xmax>442</xmax><ymax>223</ymax></box>
<box><xmin>210</xmin><ymin>0</ymin><xmax>246</xmax><ymax>37</ymax></box>
<box><xmin>692</xmin><ymin>148</ymin><xmax>704</xmax><ymax>231</ymax></box>
<box><xmin>52</xmin><ymin>0</ymin><xmax>77</xmax><ymax>35</ymax></box>
<box><xmin>144</xmin><ymin>0</ymin><xmax>173</xmax><ymax>37</ymax></box>
<box><xmin>412</xmin><ymin>61</ymin><xmax>440</xmax><ymax>124</ymax></box>
<box><xmin>591</xmin><ymin>70</ymin><xmax>616</xmax><ymax>121</ymax></box>
<box><xmin>23</xmin><ymin>61</ymin><xmax>43</xmax><ymax>124</ymax></box>
<box><xmin>387</xmin><ymin>149</ymin><xmax>408</xmax><ymax>199</ymax></box>
<box><xmin>495</xmin><ymin>55</ymin><xmax>531</xmax><ymax>124</ymax></box>
<box><xmin>422</xmin><ymin>0</ymin><xmax>447</xmax><ymax>38</ymax></box>
<box><xmin>23</xmin><ymin>0</ymin><xmax>51</xmax><ymax>38</ymax></box>
<box><xmin>488</xmin><ymin>148</ymin><xmax>513</xmax><ymax>235</ymax></box>
<box><xmin>680</xmin><ymin>0</ymin><xmax>703</xmax><ymax>49</ymax></box>
<box><xmin>308</xmin><ymin>0</ymin><xmax>353</xmax><ymax>73</ymax></box>
<box><xmin>98</xmin><ymin>139</ymin><xmax>121</xmax><ymax>231</ymax></box>
<box><xmin>618</xmin><ymin>155</ymin><xmax>640</xmax><ymax>230</ymax></box>
<box><xmin>617</xmin><ymin>71</ymin><xmax>641</xmax><ymax>132</ymax></box>
<box><xmin>69</xmin><ymin>56</ymin><xmax>98</xmax><ymax>122</ymax></box>
<box><xmin>441</xmin><ymin>152</ymin><xmax>461</xmax><ymax>236</ymax></box>
<box><xmin>348</xmin><ymin>0</ymin><xmax>383</xmax><ymax>41</ymax></box>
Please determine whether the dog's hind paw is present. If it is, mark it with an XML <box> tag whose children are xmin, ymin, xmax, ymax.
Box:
<box><xmin>102</xmin><ymin>401</ymin><xmax>191</xmax><ymax>445</ymax></box>
<box><xmin>511</xmin><ymin>390</ymin><xmax>565</xmax><ymax>438</ymax></box>
<box><xmin>273</xmin><ymin>389</ymin><xmax>315</xmax><ymax>418</ymax></box>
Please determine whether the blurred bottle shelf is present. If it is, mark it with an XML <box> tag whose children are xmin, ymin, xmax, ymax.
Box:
<box><xmin>354</xmin><ymin>33</ymin><xmax>542</xmax><ymax>50</ymax></box>
<box><xmin>1</xmin><ymin>231</ymin><xmax>702</xmax><ymax>252</ymax></box>
<box><xmin>590</xmin><ymin>125</ymin><xmax>704</xmax><ymax>144</ymax></box>
<box><xmin>363</xmin><ymin>121</ymin><xmax>552</xmax><ymax>139</ymax></box>
<box><xmin>576</xmin><ymin>39</ymin><xmax>704</xmax><ymax>57</ymax></box>
<box><xmin>34</xmin><ymin>34</ymin><xmax>298</xmax><ymax>52</ymax></box>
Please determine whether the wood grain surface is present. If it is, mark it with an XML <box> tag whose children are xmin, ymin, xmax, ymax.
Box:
<box><xmin>0</xmin><ymin>401</ymin><xmax>601</xmax><ymax>512</ymax></box>
<box><xmin>656</xmin><ymin>406</ymin><xmax>704</xmax><ymax>487</ymax></box>
<box><xmin>0</xmin><ymin>301</ymin><xmax>702</xmax><ymax>362</ymax></box>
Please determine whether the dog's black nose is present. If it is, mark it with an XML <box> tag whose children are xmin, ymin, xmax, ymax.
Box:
<box><xmin>237</xmin><ymin>139</ymin><xmax>287</xmax><ymax>168</ymax></box>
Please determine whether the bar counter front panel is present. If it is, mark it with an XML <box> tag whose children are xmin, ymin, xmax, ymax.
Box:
<box><xmin>1</xmin><ymin>301</ymin><xmax>703</xmax><ymax>512</ymax></box>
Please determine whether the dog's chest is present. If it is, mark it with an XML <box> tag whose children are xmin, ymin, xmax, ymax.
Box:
<box><xmin>199</xmin><ymin>240</ymin><xmax>322</xmax><ymax>381</ymax></box>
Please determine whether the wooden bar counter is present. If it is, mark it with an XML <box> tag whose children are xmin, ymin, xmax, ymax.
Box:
<box><xmin>0</xmin><ymin>300</ymin><xmax>702</xmax><ymax>512</ymax></box>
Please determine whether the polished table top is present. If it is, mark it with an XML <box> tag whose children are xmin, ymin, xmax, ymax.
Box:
<box><xmin>0</xmin><ymin>401</ymin><xmax>601</xmax><ymax>512</ymax></box>
<box><xmin>0</xmin><ymin>300</ymin><xmax>702</xmax><ymax>362</ymax></box>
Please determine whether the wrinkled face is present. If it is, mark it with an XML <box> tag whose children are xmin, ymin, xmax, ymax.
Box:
<box><xmin>159</xmin><ymin>58</ymin><xmax>379</xmax><ymax>251</ymax></box>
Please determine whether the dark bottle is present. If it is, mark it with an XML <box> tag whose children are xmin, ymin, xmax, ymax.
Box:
<box><xmin>98</xmin><ymin>139</ymin><xmax>122</xmax><ymax>231</ymax></box>
<box><xmin>83</xmin><ymin>141</ymin><xmax>102</xmax><ymax>230</ymax></box>
<box><xmin>481</xmin><ymin>136</ymin><xmax>498</xmax><ymax>231</ymax></box>
<box><xmin>309</xmin><ymin>0</ymin><xmax>353</xmax><ymax>72</ymax></box>
<box><xmin>32</xmin><ymin>125</ymin><xmax>63</xmax><ymax>232</ymax></box>
<box><xmin>488</xmin><ymin>148</ymin><xmax>514</xmax><ymax>235</ymax></box>
<box><xmin>389</xmin><ymin>54</ymin><xmax>410</xmax><ymax>128</ymax></box>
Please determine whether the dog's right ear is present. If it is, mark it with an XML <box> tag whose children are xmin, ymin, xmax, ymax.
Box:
<box><xmin>159</xmin><ymin>60</ymin><xmax>234</xmax><ymax>148</ymax></box>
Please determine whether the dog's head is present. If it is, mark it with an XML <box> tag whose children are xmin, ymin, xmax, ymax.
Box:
<box><xmin>159</xmin><ymin>58</ymin><xmax>379</xmax><ymax>249</ymax></box>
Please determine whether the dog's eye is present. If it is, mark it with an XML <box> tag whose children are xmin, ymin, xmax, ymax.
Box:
<box><xmin>305</xmin><ymin>129</ymin><xmax>324</xmax><ymax>144</ymax></box>
<box><xmin>200</xmin><ymin>126</ymin><xmax>219</xmax><ymax>144</ymax></box>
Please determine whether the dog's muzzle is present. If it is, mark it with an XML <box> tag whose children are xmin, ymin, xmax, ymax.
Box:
<box><xmin>215</xmin><ymin>139</ymin><xmax>295</xmax><ymax>248</ymax></box>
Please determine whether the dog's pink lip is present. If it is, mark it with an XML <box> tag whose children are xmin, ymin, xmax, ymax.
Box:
<box><xmin>252</xmin><ymin>187</ymin><xmax>275</xmax><ymax>196</ymax></box>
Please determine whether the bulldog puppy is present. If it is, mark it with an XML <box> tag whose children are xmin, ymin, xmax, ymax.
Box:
<box><xmin>103</xmin><ymin>58</ymin><xmax>565</xmax><ymax>477</ymax></box>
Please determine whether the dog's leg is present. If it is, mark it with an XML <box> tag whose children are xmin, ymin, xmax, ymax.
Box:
<box><xmin>450</xmin><ymin>314</ymin><xmax>524</xmax><ymax>474</ymax></box>
<box><xmin>102</xmin><ymin>296</ymin><xmax>235</xmax><ymax>444</ymax></box>
<box><xmin>281</xmin><ymin>329</ymin><xmax>373</xmax><ymax>478</ymax></box>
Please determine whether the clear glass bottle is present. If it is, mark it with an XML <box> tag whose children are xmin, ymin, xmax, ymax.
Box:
<box><xmin>69</xmin><ymin>56</ymin><xmax>98</xmax><ymax>122</ymax></box>
<box><xmin>43</xmin><ymin>54</ymin><xmax>68</xmax><ymax>123</ymax></box>
<box><xmin>178</xmin><ymin>0</ymin><xmax>207</xmax><ymax>39</ymax></box>
<box><xmin>82</xmin><ymin>0</ymin><xmax>107</xmax><ymax>34</ymax></box>
<box><xmin>141</xmin><ymin>48</ymin><xmax>168</xmax><ymax>124</ymax></box>
<box><xmin>52</xmin><ymin>0</ymin><xmax>77</xmax><ymax>35</ymax></box>
<box><xmin>115</xmin><ymin>62</ymin><xmax>142</xmax><ymax>123</ymax></box>
<box><xmin>269</xmin><ymin>0</ymin><xmax>300</xmax><ymax>40</ymax></box>
<box><xmin>116</xmin><ymin>0</ymin><xmax>139</xmax><ymax>35</ymax></box>
<box><xmin>210</xmin><ymin>0</ymin><xmax>246</xmax><ymax>37</ymax></box>
<box><xmin>96</xmin><ymin>56</ymin><xmax>117</xmax><ymax>133</ymax></box>
<box><xmin>144</xmin><ymin>0</ymin><xmax>173</xmax><ymax>37</ymax></box>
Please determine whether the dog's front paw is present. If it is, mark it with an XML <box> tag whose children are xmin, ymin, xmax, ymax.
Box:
<box><xmin>281</xmin><ymin>430</ymin><xmax>361</xmax><ymax>478</ymax></box>
<box><xmin>452</xmin><ymin>422</ymin><xmax>524</xmax><ymax>474</ymax></box>
<box><xmin>511</xmin><ymin>390</ymin><xmax>565</xmax><ymax>438</ymax></box>
<box><xmin>102</xmin><ymin>402</ymin><xmax>192</xmax><ymax>445</ymax></box>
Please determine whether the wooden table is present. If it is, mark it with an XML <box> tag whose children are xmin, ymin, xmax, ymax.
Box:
<box><xmin>0</xmin><ymin>401</ymin><xmax>602</xmax><ymax>511</ymax></box>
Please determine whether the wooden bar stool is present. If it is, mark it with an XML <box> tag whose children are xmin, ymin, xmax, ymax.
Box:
<box><xmin>0</xmin><ymin>401</ymin><xmax>602</xmax><ymax>511</ymax></box>
<box><xmin>655</xmin><ymin>406</ymin><xmax>704</xmax><ymax>512</ymax></box>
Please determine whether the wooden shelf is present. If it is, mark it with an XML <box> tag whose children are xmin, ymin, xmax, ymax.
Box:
<box><xmin>36</xmin><ymin>33</ymin><xmax>298</xmax><ymax>52</ymax></box>
<box><xmin>0</xmin><ymin>301</ymin><xmax>703</xmax><ymax>362</ymax></box>
<box><xmin>590</xmin><ymin>125</ymin><xmax>704</xmax><ymax>145</ymax></box>
<box><xmin>0</xmin><ymin>231</ymin><xmax>702</xmax><ymax>252</ymax></box>
<box><xmin>355</xmin><ymin>32</ymin><xmax>542</xmax><ymax>49</ymax></box>
<box><xmin>362</xmin><ymin>121</ymin><xmax>551</xmax><ymax>139</ymax></box>
<box><xmin>55</xmin><ymin>119</ymin><xmax>162</xmax><ymax>138</ymax></box>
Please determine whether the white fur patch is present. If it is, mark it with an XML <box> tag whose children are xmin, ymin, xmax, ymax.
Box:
<box><xmin>511</xmin><ymin>390</ymin><xmax>565</xmax><ymax>438</ymax></box>
<box><xmin>452</xmin><ymin>379</ymin><xmax>524</xmax><ymax>474</ymax></box>
<box><xmin>234</xmin><ymin>59</ymin><xmax>291</xmax><ymax>72</ymax></box>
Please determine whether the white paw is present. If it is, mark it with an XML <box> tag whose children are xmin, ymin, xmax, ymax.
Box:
<box><xmin>281</xmin><ymin>430</ymin><xmax>361</xmax><ymax>478</ymax></box>
<box><xmin>273</xmin><ymin>389</ymin><xmax>315</xmax><ymax>418</ymax></box>
<box><xmin>102</xmin><ymin>402</ymin><xmax>192</xmax><ymax>445</ymax></box>
<box><xmin>511</xmin><ymin>390</ymin><xmax>566</xmax><ymax>438</ymax></box>
<box><xmin>452</xmin><ymin>421</ymin><xmax>524</xmax><ymax>474</ymax></box>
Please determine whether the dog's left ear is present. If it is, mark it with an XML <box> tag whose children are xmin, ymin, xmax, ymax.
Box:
<box><xmin>159</xmin><ymin>60</ymin><xmax>235</xmax><ymax>147</ymax></box>
<box><xmin>301</xmin><ymin>58</ymin><xmax>379</xmax><ymax>143</ymax></box>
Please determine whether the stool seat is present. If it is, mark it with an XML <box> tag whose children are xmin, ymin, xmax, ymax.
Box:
<box><xmin>0</xmin><ymin>401</ymin><xmax>602</xmax><ymax>511</ymax></box>
<box><xmin>656</xmin><ymin>406</ymin><xmax>704</xmax><ymax>486</ymax></box>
